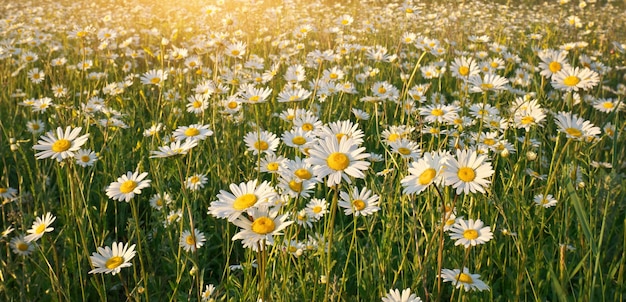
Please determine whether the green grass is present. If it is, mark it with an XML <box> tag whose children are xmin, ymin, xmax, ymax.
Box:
<box><xmin>1</xmin><ymin>0</ymin><xmax>625</xmax><ymax>301</ymax></box>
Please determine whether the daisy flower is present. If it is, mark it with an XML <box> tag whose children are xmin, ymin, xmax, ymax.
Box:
<box><xmin>185</xmin><ymin>174</ymin><xmax>207</xmax><ymax>191</ymax></box>
<box><xmin>149</xmin><ymin>140</ymin><xmax>198</xmax><ymax>158</ymax></box>
<box><xmin>0</xmin><ymin>186</ymin><xmax>18</xmax><ymax>200</ymax></box>
<box><xmin>244</xmin><ymin>130</ymin><xmax>280</xmax><ymax>156</ymax></box>
<box><xmin>201</xmin><ymin>284</ymin><xmax>216</xmax><ymax>301</ymax></box>
<box><xmin>33</xmin><ymin>126</ymin><xmax>89</xmax><ymax>162</ymax></box>
<box><xmin>259</xmin><ymin>154</ymin><xmax>287</xmax><ymax>174</ymax></box>
<box><xmin>293</xmin><ymin>114</ymin><xmax>323</xmax><ymax>133</ymax></box>
<box><xmin>231</xmin><ymin>208</ymin><xmax>293</xmax><ymax>251</ymax></box>
<box><xmin>440</xmin><ymin>267</ymin><xmax>490</xmax><ymax>292</ymax></box>
<box><xmin>538</xmin><ymin>49</ymin><xmax>570</xmax><ymax>79</ymax></box>
<box><xmin>316</xmin><ymin>120</ymin><xmax>365</xmax><ymax>145</ymax></box>
<box><xmin>172</xmin><ymin>124</ymin><xmax>213</xmax><ymax>142</ymax></box>
<box><xmin>351</xmin><ymin>108</ymin><xmax>370</xmax><ymax>120</ymax></box>
<box><xmin>24</xmin><ymin>212</ymin><xmax>56</xmax><ymax>243</ymax></box>
<box><xmin>180</xmin><ymin>228</ymin><xmax>206</xmax><ymax>252</ymax></box>
<box><xmin>164</xmin><ymin>209</ymin><xmax>182</xmax><ymax>227</ymax></box>
<box><xmin>306</xmin><ymin>198</ymin><xmax>328</xmax><ymax>221</ymax></box>
<box><xmin>140</xmin><ymin>69</ymin><xmax>167</xmax><ymax>86</ymax></box>
<box><xmin>551</xmin><ymin>66</ymin><xmax>599</xmax><ymax>92</ymax></box>
<box><xmin>389</xmin><ymin>138</ymin><xmax>421</xmax><ymax>160</ymax></box>
<box><xmin>554</xmin><ymin>111</ymin><xmax>601</xmax><ymax>141</ymax></box>
<box><xmin>401</xmin><ymin>151</ymin><xmax>448</xmax><ymax>195</ymax></box>
<box><xmin>277</xmin><ymin>174</ymin><xmax>316</xmax><ymax>198</ymax></box>
<box><xmin>26</xmin><ymin>119</ymin><xmax>45</xmax><ymax>134</ymax></box>
<box><xmin>282</xmin><ymin>127</ymin><xmax>316</xmax><ymax>150</ymax></box>
<box><xmin>450</xmin><ymin>56</ymin><xmax>479</xmax><ymax>80</ymax></box>
<box><xmin>381</xmin><ymin>288</ymin><xmax>422</xmax><ymax>302</ymax></box>
<box><xmin>381</xmin><ymin>125</ymin><xmax>414</xmax><ymax>144</ymax></box>
<box><xmin>468</xmin><ymin>73</ymin><xmax>509</xmax><ymax>93</ymax></box>
<box><xmin>592</xmin><ymin>98</ymin><xmax>624</xmax><ymax>113</ymax></box>
<box><xmin>534</xmin><ymin>194</ymin><xmax>558</xmax><ymax>208</ymax></box>
<box><xmin>307</xmin><ymin>137</ymin><xmax>370</xmax><ymax>187</ymax></box>
<box><xmin>448</xmin><ymin>218</ymin><xmax>493</xmax><ymax>248</ymax></box>
<box><xmin>106</xmin><ymin>171</ymin><xmax>151</xmax><ymax>202</ymax></box>
<box><xmin>89</xmin><ymin>242</ymin><xmax>136</xmax><ymax>275</ymax></box>
<box><xmin>208</xmin><ymin>179</ymin><xmax>278</xmax><ymax>222</ymax></box>
<box><xmin>443</xmin><ymin>149</ymin><xmax>494</xmax><ymax>195</ymax></box>
<box><xmin>338</xmin><ymin>186</ymin><xmax>380</xmax><ymax>216</ymax></box>
<box><xmin>149</xmin><ymin>192</ymin><xmax>172</xmax><ymax>210</ymax></box>
<box><xmin>74</xmin><ymin>149</ymin><xmax>98</xmax><ymax>167</ymax></box>
<box><xmin>186</xmin><ymin>94</ymin><xmax>209</xmax><ymax>114</ymax></box>
<box><xmin>11</xmin><ymin>235</ymin><xmax>35</xmax><ymax>256</ymax></box>
<box><xmin>239</xmin><ymin>85</ymin><xmax>272</xmax><ymax>104</ymax></box>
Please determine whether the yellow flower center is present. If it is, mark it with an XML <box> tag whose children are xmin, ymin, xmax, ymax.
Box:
<box><xmin>150</xmin><ymin>77</ymin><xmax>161</xmax><ymax>84</ymax></box>
<box><xmin>341</xmin><ymin>19</ymin><xmax>349</xmax><ymax>25</ymax></box>
<box><xmin>156</xmin><ymin>198</ymin><xmax>163</xmax><ymax>206</ymax></box>
<box><xmin>35</xmin><ymin>223</ymin><xmax>47</xmax><ymax>234</ymax></box>
<box><xmin>521</xmin><ymin>116</ymin><xmax>535</xmax><ymax>125</ymax></box>
<box><xmin>565</xmin><ymin>127</ymin><xmax>582</xmax><ymax>138</ymax></box>
<box><xmin>549</xmin><ymin>61</ymin><xmax>562</xmax><ymax>73</ymax></box>
<box><xmin>602</xmin><ymin>102</ymin><xmax>614</xmax><ymax>109</ymax></box>
<box><xmin>458</xmin><ymin>66</ymin><xmax>470</xmax><ymax>76</ymax></box>
<box><xmin>387</xmin><ymin>133</ymin><xmax>400</xmax><ymax>142</ymax></box>
<box><xmin>251</xmin><ymin>217</ymin><xmax>276</xmax><ymax>234</ymax></box>
<box><xmin>189</xmin><ymin>176</ymin><xmax>200</xmax><ymax>184</ymax></box>
<box><xmin>51</xmin><ymin>139</ymin><xmax>71</xmax><ymax>152</ymax></box>
<box><xmin>105</xmin><ymin>256</ymin><xmax>124</xmax><ymax>269</ymax></box>
<box><xmin>418</xmin><ymin>168</ymin><xmax>437</xmax><ymax>185</ymax></box>
<box><xmin>119</xmin><ymin>180</ymin><xmax>138</xmax><ymax>194</ymax></box>
<box><xmin>541</xmin><ymin>198</ymin><xmax>549</xmax><ymax>205</ymax></box>
<box><xmin>431</xmin><ymin>108</ymin><xmax>444</xmax><ymax>116</ymax></box>
<box><xmin>329</xmin><ymin>73</ymin><xmax>338</xmax><ymax>79</ymax></box>
<box><xmin>457</xmin><ymin>167</ymin><xmax>476</xmax><ymax>182</ymax></box>
<box><xmin>254</xmin><ymin>141</ymin><xmax>269</xmax><ymax>151</ymax></box>
<box><xmin>0</xmin><ymin>188</ymin><xmax>6</xmax><ymax>193</ymax></box>
<box><xmin>378</xmin><ymin>86</ymin><xmax>387</xmax><ymax>94</ymax></box>
<box><xmin>456</xmin><ymin>273</ymin><xmax>474</xmax><ymax>284</ymax></box>
<box><xmin>312</xmin><ymin>206</ymin><xmax>322</xmax><ymax>213</ymax></box>
<box><xmin>249</xmin><ymin>95</ymin><xmax>260</xmax><ymax>102</ymax></box>
<box><xmin>184</xmin><ymin>128</ymin><xmax>200</xmax><ymax>137</ymax></box>
<box><xmin>227</xmin><ymin>101</ymin><xmax>238</xmax><ymax>109</ymax></box>
<box><xmin>335</xmin><ymin>133</ymin><xmax>346</xmax><ymax>142</ymax></box>
<box><xmin>17</xmin><ymin>242</ymin><xmax>29</xmax><ymax>251</ymax></box>
<box><xmin>81</xmin><ymin>155</ymin><xmax>91</xmax><ymax>162</ymax></box>
<box><xmin>483</xmin><ymin>138</ymin><xmax>495</xmax><ymax>146</ymax></box>
<box><xmin>563</xmin><ymin>75</ymin><xmax>580</xmax><ymax>87</ymax></box>
<box><xmin>352</xmin><ymin>199</ymin><xmax>365</xmax><ymax>211</ymax></box>
<box><xmin>302</xmin><ymin>123</ymin><xmax>314</xmax><ymax>131</ymax></box>
<box><xmin>192</xmin><ymin>101</ymin><xmax>202</xmax><ymax>108</ymax></box>
<box><xmin>463</xmin><ymin>229</ymin><xmax>479</xmax><ymax>240</ymax></box>
<box><xmin>397</xmin><ymin>147</ymin><xmax>412</xmax><ymax>155</ymax></box>
<box><xmin>326</xmin><ymin>152</ymin><xmax>350</xmax><ymax>171</ymax></box>
<box><xmin>480</xmin><ymin>83</ymin><xmax>494</xmax><ymax>90</ymax></box>
<box><xmin>288</xmin><ymin>180</ymin><xmax>302</xmax><ymax>192</ymax></box>
<box><xmin>231</xmin><ymin>50</ymin><xmax>240</xmax><ymax>56</ymax></box>
<box><xmin>233</xmin><ymin>193</ymin><xmax>257</xmax><ymax>210</ymax></box>
<box><xmin>185</xmin><ymin>235</ymin><xmax>196</xmax><ymax>246</ymax></box>
<box><xmin>490</xmin><ymin>62</ymin><xmax>499</xmax><ymax>68</ymax></box>
<box><xmin>294</xmin><ymin>168</ymin><xmax>312</xmax><ymax>180</ymax></box>
<box><xmin>267</xmin><ymin>162</ymin><xmax>279</xmax><ymax>171</ymax></box>
<box><xmin>292</xmin><ymin>136</ymin><xmax>307</xmax><ymax>145</ymax></box>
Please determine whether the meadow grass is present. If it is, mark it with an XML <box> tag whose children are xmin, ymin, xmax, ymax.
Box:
<box><xmin>1</xmin><ymin>0</ymin><xmax>625</xmax><ymax>301</ymax></box>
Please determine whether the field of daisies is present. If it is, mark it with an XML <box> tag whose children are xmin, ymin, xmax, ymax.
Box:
<box><xmin>1</xmin><ymin>0</ymin><xmax>625</xmax><ymax>301</ymax></box>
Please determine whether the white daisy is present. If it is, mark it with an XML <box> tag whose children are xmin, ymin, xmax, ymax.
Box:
<box><xmin>105</xmin><ymin>171</ymin><xmax>151</xmax><ymax>202</ymax></box>
<box><xmin>306</xmin><ymin>137</ymin><xmax>370</xmax><ymax>187</ymax></box>
<box><xmin>89</xmin><ymin>242</ymin><xmax>136</xmax><ymax>275</ymax></box>
<box><xmin>32</xmin><ymin>126</ymin><xmax>89</xmax><ymax>162</ymax></box>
